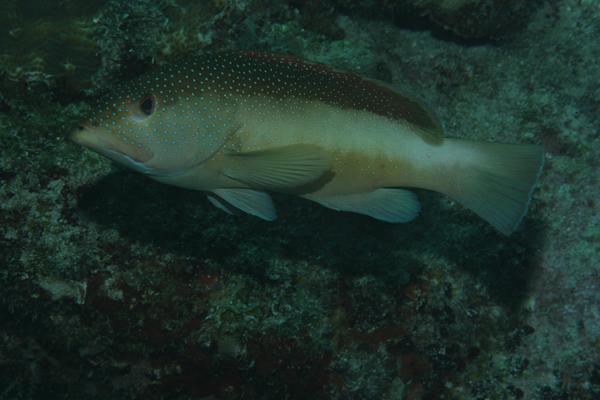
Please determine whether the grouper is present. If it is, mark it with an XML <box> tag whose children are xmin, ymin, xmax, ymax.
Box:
<box><xmin>71</xmin><ymin>52</ymin><xmax>544</xmax><ymax>235</ymax></box>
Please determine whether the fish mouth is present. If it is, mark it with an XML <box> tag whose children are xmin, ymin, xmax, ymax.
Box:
<box><xmin>71</xmin><ymin>124</ymin><xmax>153</xmax><ymax>164</ymax></box>
<box><xmin>70</xmin><ymin>125</ymin><xmax>185</xmax><ymax>177</ymax></box>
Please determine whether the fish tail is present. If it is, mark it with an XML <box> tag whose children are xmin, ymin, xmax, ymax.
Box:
<box><xmin>440</xmin><ymin>139</ymin><xmax>544</xmax><ymax>235</ymax></box>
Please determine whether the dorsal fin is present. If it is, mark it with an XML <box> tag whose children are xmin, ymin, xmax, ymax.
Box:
<box><xmin>362</xmin><ymin>76</ymin><xmax>444</xmax><ymax>144</ymax></box>
<box><xmin>234</xmin><ymin>51</ymin><xmax>444</xmax><ymax>144</ymax></box>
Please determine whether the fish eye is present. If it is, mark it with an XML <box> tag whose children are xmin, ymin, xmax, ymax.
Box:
<box><xmin>139</xmin><ymin>95</ymin><xmax>155</xmax><ymax>116</ymax></box>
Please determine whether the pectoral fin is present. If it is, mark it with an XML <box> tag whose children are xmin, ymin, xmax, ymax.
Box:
<box><xmin>212</xmin><ymin>188</ymin><xmax>277</xmax><ymax>221</ymax></box>
<box><xmin>222</xmin><ymin>144</ymin><xmax>331</xmax><ymax>189</ymax></box>
<box><xmin>315</xmin><ymin>188</ymin><xmax>421</xmax><ymax>223</ymax></box>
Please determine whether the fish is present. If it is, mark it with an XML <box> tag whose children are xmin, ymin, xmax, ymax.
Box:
<box><xmin>71</xmin><ymin>51</ymin><xmax>544</xmax><ymax>235</ymax></box>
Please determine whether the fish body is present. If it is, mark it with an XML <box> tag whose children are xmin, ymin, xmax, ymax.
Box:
<box><xmin>72</xmin><ymin>52</ymin><xmax>544</xmax><ymax>235</ymax></box>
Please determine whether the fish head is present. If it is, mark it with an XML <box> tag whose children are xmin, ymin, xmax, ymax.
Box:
<box><xmin>71</xmin><ymin>65</ymin><xmax>237</xmax><ymax>177</ymax></box>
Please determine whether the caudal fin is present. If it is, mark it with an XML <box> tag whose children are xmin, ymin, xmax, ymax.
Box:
<box><xmin>444</xmin><ymin>139</ymin><xmax>544</xmax><ymax>235</ymax></box>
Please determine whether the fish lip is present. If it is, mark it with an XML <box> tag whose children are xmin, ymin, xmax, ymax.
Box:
<box><xmin>70</xmin><ymin>125</ymin><xmax>153</xmax><ymax>163</ymax></box>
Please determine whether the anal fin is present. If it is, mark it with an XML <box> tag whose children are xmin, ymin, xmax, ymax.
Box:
<box><xmin>315</xmin><ymin>188</ymin><xmax>421</xmax><ymax>223</ymax></box>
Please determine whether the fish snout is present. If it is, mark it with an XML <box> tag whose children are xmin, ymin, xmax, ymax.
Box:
<box><xmin>70</xmin><ymin>123</ymin><xmax>153</xmax><ymax>163</ymax></box>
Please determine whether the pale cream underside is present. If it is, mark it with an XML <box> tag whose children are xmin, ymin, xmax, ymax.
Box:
<box><xmin>155</xmin><ymin>98</ymin><xmax>474</xmax><ymax>199</ymax></box>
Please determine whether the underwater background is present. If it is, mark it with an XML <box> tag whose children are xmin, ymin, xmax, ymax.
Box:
<box><xmin>0</xmin><ymin>0</ymin><xmax>599</xmax><ymax>399</ymax></box>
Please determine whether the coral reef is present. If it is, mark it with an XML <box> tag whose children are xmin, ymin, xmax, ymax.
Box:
<box><xmin>1</xmin><ymin>0</ymin><xmax>599</xmax><ymax>399</ymax></box>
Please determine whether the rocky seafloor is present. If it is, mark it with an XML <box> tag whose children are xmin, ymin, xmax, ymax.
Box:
<box><xmin>0</xmin><ymin>0</ymin><xmax>599</xmax><ymax>399</ymax></box>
